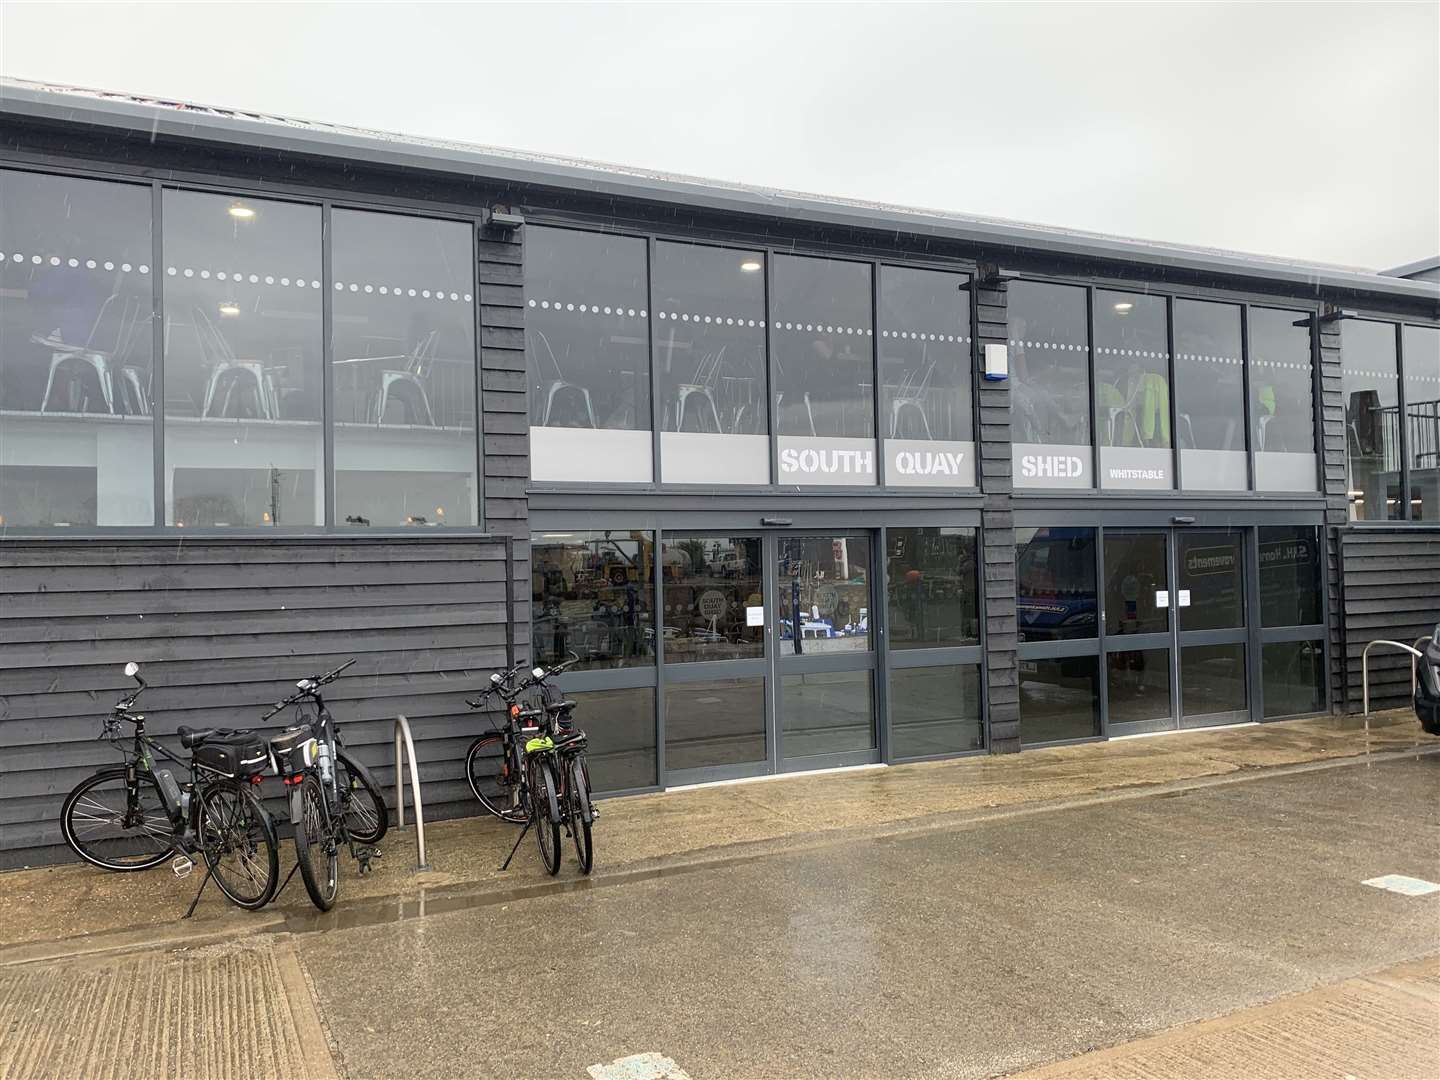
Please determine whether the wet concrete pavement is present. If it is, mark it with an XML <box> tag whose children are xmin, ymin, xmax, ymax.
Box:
<box><xmin>290</xmin><ymin>753</ymin><xmax>1440</xmax><ymax>1079</ymax></box>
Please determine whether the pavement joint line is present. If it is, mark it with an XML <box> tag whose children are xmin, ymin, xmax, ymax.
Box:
<box><xmin>5</xmin><ymin>742</ymin><xmax>1436</xmax><ymax>965</ymax></box>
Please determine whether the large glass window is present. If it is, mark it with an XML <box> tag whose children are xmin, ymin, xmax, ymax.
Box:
<box><xmin>1016</xmin><ymin>527</ymin><xmax>1097</xmax><ymax>642</ymax></box>
<box><xmin>162</xmin><ymin>190</ymin><xmax>322</xmax><ymax>527</ymax></box>
<box><xmin>330</xmin><ymin>209</ymin><xmax>476</xmax><ymax>527</ymax></box>
<box><xmin>531</xmin><ymin>530</ymin><xmax>655</xmax><ymax>671</ymax></box>
<box><xmin>569</xmin><ymin>687</ymin><xmax>657</xmax><ymax>792</ymax></box>
<box><xmin>525</xmin><ymin>227</ymin><xmax>651</xmax><ymax>483</ymax></box>
<box><xmin>1177</xmin><ymin>531</ymin><xmax>1244</xmax><ymax>631</ymax></box>
<box><xmin>777</xmin><ymin>534</ymin><xmax>872</xmax><ymax>652</ymax></box>
<box><xmin>1095</xmin><ymin>290</ymin><xmax>1173</xmax><ymax>490</ymax></box>
<box><xmin>878</xmin><ymin>266</ymin><xmax>974</xmax><ymax>486</ymax></box>
<box><xmin>1249</xmin><ymin>307</ymin><xmax>1317</xmax><ymax>491</ymax></box>
<box><xmin>1259</xmin><ymin>525</ymin><xmax>1322</xmax><ymax>628</ymax></box>
<box><xmin>1403</xmin><ymin>325</ymin><xmax>1440</xmax><ymax>522</ymax></box>
<box><xmin>1262</xmin><ymin>640</ymin><xmax>1324</xmax><ymax>718</ymax></box>
<box><xmin>890</xmin><ymin>665</ymin><xmax>982</xmax><ymax>759</ymax></box>
<box><xmin>1020</xmin><ymin>656</ymin><xmax>1100</xmax><ymax>743</ymax></box>
<box><xmin>1182</xmin><ymin>643</ymin><xmax>1248</xmax><ymax>721</ymax></box>
<box><xmin>771</xmin><ymin>254</ymin><xmax>876</xmax><ymax>485</ymax></box>
<box><xmin>1103</xmin><ymin>533</ymin><xmax>1169</xmax><ymax>636</ymax></box>
<box><xmin>885</xmin><ymin>527</ymin><xmax>979</xmax><ymax>648</ymax></box>
<box><xmin>1009</xmin><ymin>280</ymin><xmax>1092</xmax><ymax>488</ymax></box>
<box><xmin>659</xmin><ymin>535</ymin><xmax>763</xmax><ymax>662</ymax></box>
<box><xmin>653</xmin><ymin>242</ymin><xmax>768</xmax><ymax>485</ymax></box>
<box><xmin>0</xmin><ymin>170</ymin><xmax>155</xmax><ymax>526</ymax></box>
<box><xmin>781</xmin><ymin>670</ymin><xmax>874</xmax><ymax>756</ymax></box>
<box><xmin>1340</xmin><ymin>320</ymin><xmax>1402</xmax><ymax>521</ymax></box>
<box><xmin>665</xmin><ymin>678</ymin><xmax>765</xmax><ymax>772</ymax></box>
<box><xmin>1173</xmin><ymin>299</ymin><xmax>1246</xmax><ymax>490</ymax></box>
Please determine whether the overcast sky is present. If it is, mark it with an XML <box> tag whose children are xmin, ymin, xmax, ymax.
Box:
<box><xmin>2</xmin><ymin>1</ymin><xmax>1436</xmax><ymax>270</ymax></box>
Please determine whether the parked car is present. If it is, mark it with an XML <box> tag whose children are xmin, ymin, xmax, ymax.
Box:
<box><xmin>1415</xmin><ymin>621</ymin><xmax>1440</xmax><ymax>736</ymax></box>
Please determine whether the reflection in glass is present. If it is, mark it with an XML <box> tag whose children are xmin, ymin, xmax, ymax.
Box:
<box><xmin>1016</xmin><ymin>527</ymin><xmax>1097</xmax><ymax>642</ymax></box>
<box><xmin>162</xmin><ymin>189</ymin><xmax>322</xmax><ymax>526</ymax></box>
<box><xmin>1182</xmin><ymin>644</ymin><xmax>1247</xmax><ymax>721</ymax></box>
<box><xmin>1403</xmin><ymin>325</ymin><xmax>1440</xmax><ymax>522</ymax></box>
<box><xmin>771</xmin><ymin>255</ymin><xmax>873</xmax><ymax>439</ymax></box>
<box><xmin>890</xmin><ymin>665</ymin><xmax>982</xmax><ymax>758</ymax></box>
<box><xmin>0</xmin><ymin>170</ymin><xmax>155</xmax><ymax>526</ymax></box>
<box><xmin>1106</xmin><ymin>650</ymin><xmax>1172</xmax><ymax>725</ymax></box>
<box><xmin>778</xmin><ymin>534</ymin><xmax>872</xmax><ymax>653</ymax></box>
<box><xmin>1103</xmin><ymin>532</ymin><xmax>1169</xmax><ymax>636</ymax></box>
<box><xmin>331</xmin><ymin>209</ymin><xmax>476</xmax><ymax>527</ymax></box>
<box><xmin>1249</xmin><ymin>308</ymin><xmax>1317</xmax><ymax>490</ymax></box>
<box><xmin>1177</xmin><ymin>530</ymin><xmax>1244</xmax><ymax>632</ymax></box>
<box><xmin>781</xmin><ymin>671</ymin><xmax>874</xmax><ymax>757</ymax></box>
<box><xmin>1095</xmin><ymin>291</ymin><xmax>1170</xmax><ymax>449</ymax></box>
<box><xmin>660</xmin><ymin>536</ymin><xmax>763</xmax><ymax>662</ymax></box>
<box><xmin>1020</xmin><ymin>656</ymin><xmax>1099</xmax><ymax>743</ymax></box>
<box><xmin>525</xmin><ymin>227</ymin><xmax>650</xmax><ymax>482</ymax></box>
<box><xmin>1340</xmin><ymin>320</ymin><xmax>1401</xmax><ymax>520</ymax></box>
<box><xmin>877</xmin><ymin>266</ymin><xmax>972</xmax><ymax>441</ymax></box>
<box><xmin>570</xmin><ymin>687</ymin><xmax>656</xmax><ymax>792</ymax></box>
<box><xmin>1008</xmin><ymin>280</ymin><xmax>1091</xmax><ymax>449</ymax></box>
<box><xmin>531</xmin><ymin>530</ymin><xmax>655</xmax><ymax>671</ymax></box>
<box><xmin>664</xmin><ymin>678</ymin><xmax>766</xmax><ymax>771</ymax></box>
<box><xmin>1258</xmin><ymin>526</ymin><xmax>1321</xmax><ymax>627</ymax></box>
<box><xmin>1262</xmin><ymin>640</ymin><xmax>1324</xmax><ymax>718</ymax></box>
<box><xmin>886</xmin><ymin>527</ymin><xmax>979</xmax><ymax>648</ymax></box>
<box><xmin>1173</xmin><ymin>299</ymin><xmax>1246</xmax><ymax>489</ymax></box>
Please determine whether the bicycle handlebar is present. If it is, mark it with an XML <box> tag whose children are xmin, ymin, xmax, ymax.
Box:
<box><xmin>261</xmin><ymin>658</ymin><xmax>356</xmax><ymax>720</ymax></box>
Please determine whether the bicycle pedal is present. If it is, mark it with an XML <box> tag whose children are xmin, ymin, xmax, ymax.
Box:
<box><xmin>354</xmin><ymin>845</ymin><xmax>379</xmax><ymax>874</ymax></box>
<box><xmin>171</xmin><ymin>854</ymin><xmax>195</xmax><ymax>879</ymax></box>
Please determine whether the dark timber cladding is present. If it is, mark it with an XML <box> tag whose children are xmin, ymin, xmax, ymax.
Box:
<box><xmin>976</xmin><ymin>275</ymin><xmax>1018</xmax><ymax>752</ymax></box>
<box><xmin>1338</xmin><ymin>528</ymin><xmax>1440</xmax><ymax>711</ymax></box>
<box><xmin>0</xmin><ymin>537</ymin><xmax>514</xmax><ymax>868</ymax></box>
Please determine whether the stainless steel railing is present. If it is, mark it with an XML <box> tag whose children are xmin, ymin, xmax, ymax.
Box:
<box><xmin>1361</xmin><ymin>639</ymin><xmax>1424</xmax><ymax>718</ymax></box>
<box><xmin>393</xmin><ymin>714</ymin><xmax>431</xmax><ymax>871</ymax></box>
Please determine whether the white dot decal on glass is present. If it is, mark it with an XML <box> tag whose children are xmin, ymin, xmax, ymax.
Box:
<box><xmin>184</xmin><ymin>268</ymin><xmax>194</xmax><ymax>277</ymax></box>
<box><xmin>281</xmin><ymin>277</ymin><xmax>291</xmax><ymax>286</ymax></box>
<box><xmin>312</xmin><ymin>280</ymin><xmax>320</xmax><ymax>289</ymax></box>
<box><xmin>9</xmin><ymin>254</ymin><xmax>19</xmax><ymax>263</ymax></box>
<box><xmin>565</xmin><ymin>303</ymin><xmax>573</xmax><ymax>311</ymax></box>
<box><xmin>265</xmin><ymin>276</ymin><xmax>275</xmax><ymax>285</ymax></box>
<box><xmin>166</xmin><ymin>266</ymin><xmax>176</xmax><ymax>275</ymax></box>
<box><xmin>200</xmin><ymin>269</ymin><xmax>210</xmax><ymax>279</ymax></box>
<box><xmin>464</xmin><ymin>294</ymin><xmax>472</xmax><ymax>302</ymax></box>
<box><xmin>247</xmin><ymin>274</ymin><xmax>257</xmax><ymax>284</ymax></box>
<box><xmin>704</xmin><ymin>315</ymin><xmax>712</xmax><ymax>323</ymax></box>
<box><xmin>334</xmin><ymin>282</ymin><xmax>344</xmax><ymax>291</ymax></box>
<box><xmin>217</xmin><ymin>271</ymin><xmax>227</xmax><ymax>281</ymax></box>
<box><xmin>67</xmin><ymin>257</ymin><xmax>78</xmax><ymax>268</ymax></box>
<box><xmin>49</xmin><ymin>255</ymin><xmax>61</xmax><ymax>266</ymax></box>
<box><xmin>30</xmin><ymin>255</ymin><xmax>41</xmax><ymax>264</ymax></box>
<box><xmin>640</xmin><ymin>310</ymin><xmax>647</xmax><ymax>318</ymax></box>
<box><xmin>579</xmin><ymin>304</ymin><xmax>588</xmax><ymax>312</ymax></box>
<box><xmin>450</xmin><ymin>292</ymin><xmax>459</xmax><ymax>301</ymax></box>
<box><xmin>362</xmin><ymin>284</ymin><xmax>372</xmax><ymax>293</ymax></box>
<box><xmin>349</xmin><ymin>283</ymin><xmax>358</xmax><ymax>292</ymax></box>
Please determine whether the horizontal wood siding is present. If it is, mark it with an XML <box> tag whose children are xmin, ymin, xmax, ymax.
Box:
<box><xmin>1338</xmin><ymin>527</ymin><xmax>1440</xmax><ymax>712</ymax></box>
<box><xmin>0</xmin><ymin>536</ymin><xmax>519</xmax><ymax>868</ymax></box>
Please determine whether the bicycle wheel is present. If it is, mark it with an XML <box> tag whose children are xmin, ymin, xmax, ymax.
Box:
<box><xmin>335</xmin><ymin>752</ymin><xmax>388</xmax><ymax>844</ymax></box>
<box><xmin>60</xmin><ymin>767</ymin><xmax>174</xmax><ymax>871</ymax></box>
<box><xmin>293</xmin><ymin>772</ymin><xmax>339</xmax><ymax>912</ymax></box>
<box><xmin>466</xmin><ymin>734</ymin><xmax>525</xmax><ymax>823</ymax></box>
<box><xmin>567</xmin><ymin>756</ymin><xmax>594</xmax><ymax>875</ymax></box>
<box><xmin>195</xmin><ymin>781</ymin><xmax>280</xmax><ymax>910</ymax></box>
<box><xmin>531</xmin><ymin>758</ymin><xmax>561</xmax><ymax>876</ymax></box>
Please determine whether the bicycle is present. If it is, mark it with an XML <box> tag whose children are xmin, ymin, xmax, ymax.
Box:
<box><xmin>59</xmin><ymin>662</ymin><xmax>282</xmax><ymax>912</ymax></box>
<box><xmin>463</xmin><ymin>659</ymin><xmax>534</xmax><ymax>823</ymax></box>
<box><xmin>525</xmin><ymin>661</ymin><xmax>596</xmax><ymax>875</ymax></box>
<box><xmin>261</xmin><ymin>658</ymin><xmax>388</xmax><ymax>911</ymax></box>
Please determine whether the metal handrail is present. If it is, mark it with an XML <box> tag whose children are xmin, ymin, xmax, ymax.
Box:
<box><xmin>393</xmin><ymin>714</ymin><xmax>431</xmax><ymax>871</ymax></box>
<box><xmin>1361</xmin><ymin>639</ymin><xmax>1424</xmax><ymax>718</ymax></box>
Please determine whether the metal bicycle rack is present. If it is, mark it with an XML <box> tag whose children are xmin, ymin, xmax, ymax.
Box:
<box><xmin>1360</xmin><ymin>640</ymin><xmax>1425</xmax><ymax>719</ymax></box>
<box><xmin>393</xmin><ymin>714</ymin><xmax>431</xmax><ymax>871</ymax></box>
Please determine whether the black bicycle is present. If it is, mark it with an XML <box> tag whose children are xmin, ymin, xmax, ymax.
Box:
<box><xmin>526</xmin><ymin>662</ymin><xmax>595</xmax><ymax>875</ymax></box>
<box><xmin>59</xmin><ymin>662</ymin><xmax>282</xmax><ymax>911</ymax></box>
<box><xmin>463</xmin><ymin>659</ymin><xmax>534</xmax><ymax>823</ymax></box>
<box><xmin>262</xmin><ymin>659</ymin><xmax>388</xmax><ymax>911</ymax></box>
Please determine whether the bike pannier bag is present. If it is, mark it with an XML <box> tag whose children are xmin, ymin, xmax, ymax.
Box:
<box><xmin>193</xmin><ymin>729</ymin><xmax>268</xmax><ymax>779</ymax></box>
<box><xmin>267</xmin><ymin>724</ymin><xmax>317</xmax><ymax>780</ymax></box>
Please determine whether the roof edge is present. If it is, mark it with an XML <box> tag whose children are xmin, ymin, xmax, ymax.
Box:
<box><xmin>2</xmin><ymin>79</ymin><xmax>1437</xmax><ymax>308</ymax></box>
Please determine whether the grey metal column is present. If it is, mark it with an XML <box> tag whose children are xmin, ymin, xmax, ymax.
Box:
<box><xmin>1316</xmin><ymin>308</ymin><xmax>1348</xmax><ymax>712</ymax></box>
<box><xmin>975</xmin><ymin>268</ymin><xmax>1019</xmax><ymax>753</ymax></box>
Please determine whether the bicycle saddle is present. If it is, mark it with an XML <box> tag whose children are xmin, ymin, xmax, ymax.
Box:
<box><xmin>544</xmin><ymin>699</ymin><xmax>577</xmax><ymax>713</ymax></box>
<box><xmin>176</xmin><ymin>725</ymin><xmax>216</xmax><ymax>749</ymax></box>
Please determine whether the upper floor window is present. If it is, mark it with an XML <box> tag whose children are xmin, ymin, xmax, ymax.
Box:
<box><xmin>878</xmin><ymin>266</ymin><xmax>974</xmax><ymax>487</ymax></box>
<box><xmin>525</xmin><ymin>226</ymin><xmax>651</xmax><ymax>483</ymax></box>
<box><xmin>331</xmin><ymin>209</ymin><xmax>477</xmax><ymax>527</ymax></box>
<box><xmin>1340</xmin><ymin>319</ymin><xmax>1402</xmax><ymax>521</ymax></box>
<box><xmin>1173</xmin><ymin>299</ymin><xmax>1246</xmax><ymax>491</ymax></box>
<box><xmin>1009</xmin><ymin>280</ymin><xmax>1091</xmax><ymax>488</ymax></box>
<box><xmin>0</xmin><ymin>170</ymin><xmax>156</xmax><ymax>527</ymax></box>
<box><xmin>1248</xmin><ymin>307</ymin><xmax>1317</xmax><ymax>491</ymax></box>
<box><xmin>653</xmin><ymin>242</ymin><xmax>768</xmax><ymax>485</ymax></box>
<box><xmin>1094</xmin><ymin>290</ymin><xmax>1172</xmax><ymax>490</ymax></box>
<box><xmin>771</xmin><ymin>254</ymin><xmax>876</xmax><ymax>486</ymax></box>
<box><xmin>1403</xmin><ymin>324</ymin><xmax>1439</xmax><ymax>522</ymax></box>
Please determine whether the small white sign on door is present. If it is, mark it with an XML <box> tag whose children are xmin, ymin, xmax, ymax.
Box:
<box><xmin>1155</xmin><ymin>590</ymin><xmax>1169</xmax><ymax>607</ymax></box>
<box><xmin>1178</xmin><ymin>590</ymin><xmax>1192</xmax><ymax>607</ymax></box>
<box><xmin>746</xmin><ymin>605</ymin><xmax>765</xmax><ymax>627</ymax></box>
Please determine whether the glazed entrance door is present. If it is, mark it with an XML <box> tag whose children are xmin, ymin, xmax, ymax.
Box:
<box><xmin>772</xmin><ymin>532</ymin><xmax>880</xmax><ymax>771</ymax></box>
<box><xmin>1175</xmin><ymin>529</ymin><xmax>1250</xmax><ymax>727</ymax></box>
<box><xmin>1102</xmin><ymin>529</ymin><xmax>1176</xmax><ymax>735</ymax></box>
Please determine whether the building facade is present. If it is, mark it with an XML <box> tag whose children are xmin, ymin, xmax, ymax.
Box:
<box><xmin>2</xmin><ymin>80</ymin><xmax>1437</xmax><ymax>864</ymax></box>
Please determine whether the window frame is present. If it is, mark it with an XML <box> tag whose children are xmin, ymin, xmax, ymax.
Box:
<box><xmin>0</xmin><ymin>160</ymin><xmax>487</xmax><ymax>536</ymax></box>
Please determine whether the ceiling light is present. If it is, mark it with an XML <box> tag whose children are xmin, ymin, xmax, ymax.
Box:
<box><xmin>1113</xmin><ymin>301</ymin><xmax>1134</xmax><ymax>314</ymax></box>
<box><xmin>218</xmin><ymin>301</ymin><xmax>240</xmax><ymax>317</ymax></box>
<box><xmin>740</xmin><ymin>260</ymin><xmax>762</xmax><ymax>272</ymax></box>
<box><xmin>227</xmin><ymin>202</ymin><xmax>256</xmax><ymax>220</ymax></box>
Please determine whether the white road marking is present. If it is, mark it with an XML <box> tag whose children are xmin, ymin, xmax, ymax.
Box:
<box><xmin>1362</xmin><ymin>874</ymin><xmax>1440</xmax><ymax>897</ymax></box>
<box><xmin>587</xmin><ymin>1051</ymin><xmax>693</xmax><ymax>1080</ymax></box>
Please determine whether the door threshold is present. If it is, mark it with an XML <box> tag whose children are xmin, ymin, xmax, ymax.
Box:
<box><xmin>667</xmin><ymin>762</ymin><xmax>886</xmax><ymax>792</ymax></box>
<box><xmin>1110</xmin><ymin>721</ymin><xmax>1260</xmax><ymax>741</ymax></box>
